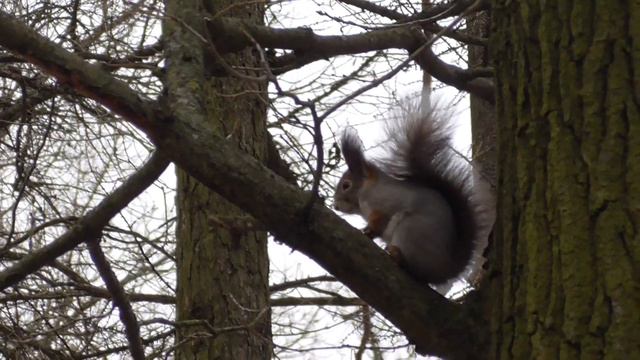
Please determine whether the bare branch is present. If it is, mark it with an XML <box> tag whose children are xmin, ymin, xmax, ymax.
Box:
<box><xmin>86</xmin><ymin>238</ymin><xmax>145</xmax><ymax>360</ymax></box>
<box><xmin>208</xmin><ymin>16</ymin><xmax>421</xmax><ymax>56</ymax></box>
<box><xmin>0</xmin><ymin>151</ymin><xmax>170</xmax><ymax>290</ymax></box>
<box><xmin>0</xmin><ymin>11</ymin><xmax>482</xmax><ymax>357</ymax></box>
<box><xmin>204</xmin><ymin>17</ymin><xmax>494</xmax><ymax>101</ymax></box>
<box><xmin>339</xmin><ymin>0</ymin><xmax>487</xmax><ymax>45</ymax></box>
<box><xmin>269</xmin><ymin>275</ymin><xmax>337</xmax><ymax>292</ymax></box>
<box><xmin>271</xmin><ymin>296</ymin><xmax>365</xmax><ymax>307</ymax></box>
<box><xmin>148</xmin><ymin>306</ymin><xmax>270</xmax><ymax>336</ymax></box>
<box><xmin>78</xmin><ymin>330</ymin><xmax>174</xmax><ymax>360</ymax></box>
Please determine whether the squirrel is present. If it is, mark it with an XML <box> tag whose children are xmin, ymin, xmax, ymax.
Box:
<box><xmin>333</xmin><ymin>106</ymin><xmax>481</xmax><ymax>285</ymax></box>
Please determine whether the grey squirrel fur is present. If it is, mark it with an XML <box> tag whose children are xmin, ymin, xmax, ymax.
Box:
<box><xmin>334</xmin><ymin>107</ymin><xmax>480</xmax><ymax>285</ymax></box>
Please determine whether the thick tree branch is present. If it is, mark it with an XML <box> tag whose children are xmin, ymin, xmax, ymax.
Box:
<box><xmin>0</xmin><ymin>151</ymin><xmax>169</xmax><ymax>290</ymax></box>
<box><xmin>0</xmin><ymin>11</ymin><xmax>481</xmax><ymax>358</ymax></box>
<box><xmin>210</xmin><ymin>17</ymin><xmax>419</xmax><ymax>55</ymax></box>
<box><xmin>207</xmin><ymin>17</ymin><xmax>494</xmax><ymax>102</ymax></box>
<box><xmin>416</xmin><ymin>47</ymin><xmax>494</xmax><ymax>102</ymax></box>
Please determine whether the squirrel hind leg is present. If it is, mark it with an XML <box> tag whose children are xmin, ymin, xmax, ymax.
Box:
<box><xmin>388</xmin><ymin>212</ymin><xmax>460</xmax><ymax>284</ymax></box>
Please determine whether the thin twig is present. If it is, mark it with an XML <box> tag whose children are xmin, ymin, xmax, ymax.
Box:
<box><xmin>243</xmin><ymin>28</ymin><xmax>325</xmax><ymax>213</ymax></box>
<box><xmin>0</xmin><ymin>151</ymin><xmax>169</xmax><ymax>291</ymax></box>
<box><xmin>86</xmin><ymin>237</ymin><xmax>145</xmax><ymax>360</ymax></box>
<box><xmin>318</xmin><ymin>0</ymin><xmax>484</xmax><ymax>122</ymax></box>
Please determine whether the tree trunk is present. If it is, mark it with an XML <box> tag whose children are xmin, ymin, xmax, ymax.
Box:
<box><xmin>490</xmin><ymin>1</ymin><xmax>640</xmax><ymax>358</ymax></box>
<box><xmin>166</xmin><ymin>0</ymin><xmax>271</xmax><ymax>358</ymax></box>
<box><xmin>467</xmin><ymin>8</ymin><xmax>496</xmax><ymax>289</ymax></box>
<box><xmin>469</xmin><ymin>10</ymin><xmax>497</xmax><ymax>188</ymax></box>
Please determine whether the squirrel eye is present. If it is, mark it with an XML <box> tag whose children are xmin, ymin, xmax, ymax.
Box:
<box><xmin>341</xmin><ymin>180</ymin><xmax>352</xmax><ymax>191</ymax></box>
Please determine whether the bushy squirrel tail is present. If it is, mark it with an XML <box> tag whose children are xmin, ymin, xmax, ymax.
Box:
<box><xmin>378</xmin><ymin>106</ymin><xmax>479</xmax><ymax>274</ymax></box>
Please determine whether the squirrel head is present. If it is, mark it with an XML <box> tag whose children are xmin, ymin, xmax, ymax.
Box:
<box><xmin>333</xmin><ymin>129</ymin><xmax>371</xmax><ymax>214</ymax></box>
<box><xmin>334</xmin><ymin>169</ymin><xmax>363</xmax><ymax>213</ymax></box>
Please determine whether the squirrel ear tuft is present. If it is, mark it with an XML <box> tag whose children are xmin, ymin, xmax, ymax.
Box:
<box><xmin>340</xmin><ymin>128</ymin><xmax>367</xmax><ymax>178</ymax></box>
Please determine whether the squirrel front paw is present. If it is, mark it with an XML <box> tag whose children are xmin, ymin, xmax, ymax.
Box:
<box><xmin>362</xmin><ymin>226</ymin><xmax>378</xmax><ymax>239</ymax></box>
<box><xmin>386</xmin><ymin>245</ymin><xmax>405</xmax><ymax>264</ymax></box>
<box><xmin>363</xmin><ymin>210</ymin><xmax>386</xmax><ymax>239</ymax></box>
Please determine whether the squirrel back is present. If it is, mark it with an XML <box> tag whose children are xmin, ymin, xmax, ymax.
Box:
<box><xmin>334</xmin><ymin>106</ymin><xmax>480</xmax><ymax>284</ymax></box>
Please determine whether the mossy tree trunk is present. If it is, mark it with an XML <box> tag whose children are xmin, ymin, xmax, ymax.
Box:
<box><xmin>490</xmin><ymin>1</ymin><xmax>640</xmax><ymax>358</ymax></box>
<box><xmin>165</xmin><ymin>0</ymin><xmax>271</xmax><ymax>358</ymax></box>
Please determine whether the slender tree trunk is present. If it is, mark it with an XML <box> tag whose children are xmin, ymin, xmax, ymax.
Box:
<box><xmin>490</xmin><ymin>1</ymin><xmax>640</xmax><ymax>358</ymax></box>
<box><xmin>469</xmin><ymin>10</ymin><xmax>497</xmax><ymax>187</ymax></box>
<box><xmin>166</xmin><ymin>0</ymin><xmax>271</xmax><ymax>358</ymax></box>
<box><xmin>467</xmin><ymin>8</ymin><xmax>496</xmax><ymax>289</ymax></box>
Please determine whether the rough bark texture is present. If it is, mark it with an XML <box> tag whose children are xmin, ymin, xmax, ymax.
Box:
<box><xmin>491</xmin><ymin>1</ymin><xmax>640</xmax><ymax>358</ymax></box>
<box><xmin>166</xmin><ymin>0</ymin><xmax>271</xmax><ymax>358</ymax></box>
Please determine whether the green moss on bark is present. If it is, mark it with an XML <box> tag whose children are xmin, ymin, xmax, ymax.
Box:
<box><xmin>491</xmin><ymin>0</ymin><xmax>640</xmax><ymax>358</ymax></box>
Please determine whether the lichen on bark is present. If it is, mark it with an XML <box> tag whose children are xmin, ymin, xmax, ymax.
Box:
<box><xmin>491</xmin><ymin>0</ymin><xmax>640</xmax><ymax>358</ymax></box>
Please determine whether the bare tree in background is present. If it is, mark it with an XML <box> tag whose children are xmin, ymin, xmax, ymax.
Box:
<box><xmin>1</xmin><ymin>0</ymin><xmax>491</xmax><ymax>358</ymax></box>
<box><xmin>0</xmin><ymin>1</ymin><xmax>491</xmax><ymax>358</ymax></box>
<box><xmin>0</xmin><ymin>2</ymin><xmax>488</xmax><ymax>358</ymax></box>
<box><xmin>3</xmin><ymin>0</ymin><xmax>635</xmax><ymax>359</ymax></box>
